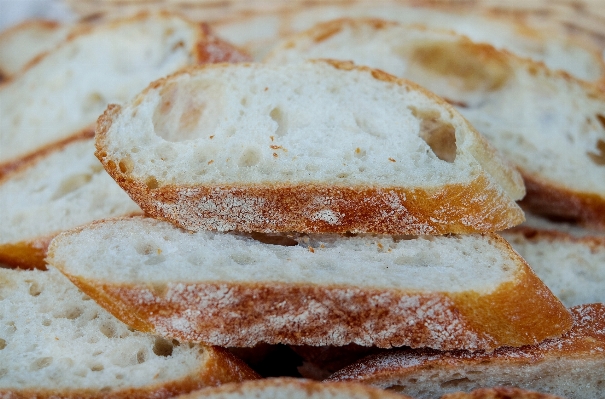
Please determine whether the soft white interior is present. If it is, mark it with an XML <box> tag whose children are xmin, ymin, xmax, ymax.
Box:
<box><xmin>0</xmin><ymin>268</ymin><xmax>206</xmax><ymax>390</ymax></box>
<box><xmin>266</xmin><ymin>21</ymin><xmax>605</xmax><ymax>195</ymax></box>
<box><xmin>502</xmin><ymin>231</ymin><xmax>605</xmax><ymax>307</ymax></box>
<box><xmin>105</xmin><ymin>61</ymin><xmax>487</xmax><ymax>187</ymax></box>
<box><xmin>0</xmin><ymin>139</ymin><xmax>141</xmax><ymax>244</ymax></box>
<box><xmin>50</xmin><ymin>217</ymin><xmax>518</xmax><ymax>293</ymax></box>
<box><xmin>0</xmin><ymin>13</ymin><xmax>198</xmax><ymax>164</ymax></box>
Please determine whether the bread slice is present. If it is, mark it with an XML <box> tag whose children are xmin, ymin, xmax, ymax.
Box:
<box><xmin>0</xmin><ymin>267</ymin><xmax>259</xmax><ymax>398</ymax></box>
<box><xmin>96</xmin><ymin>60</ymin><xmax>525</xmax><ymax>235</ymax></box>
<box><xmin>441</xmin><ymin>387</ymin><xmax>565</xmax><ymax>399</ymax></box>
<box><xmin>0</xmin><ymin>19</ymin><xmax>70</xmax><ymax>80</ymax></box>
<box><xmin>265</xmin><ymin>18</ymin><xmax>605</xmax><ymax>229</ymax></box>
<box><xmin>176</xmin><ymin>377</ymin><xmax>412</xmax><ymax>399</ymax></box>
<box><xmin>500</xmin><ymin>227</ymin><xmax>605</xmax><ymax>307</ymax></box>
<box><xmin>0</xmin><ymin>11</ymin><xmax>250</xmax><ymax>178</ymax></box>
<box><xmin>47</xmin><ymin>216</ymin><xmax>571</xmax><ymax>351</ymax></box>
<box><xmin>326</xmin><ymin>303</ymin><xmax>605</xmax><ymax>399</ymax></box>
<box><xmin>518</xmin><ymin>211</ymin><xmax>605</xmax><ymax>238</ymax></box>
<box><xmin>0</xmin><ymin>138</ymin><xmax>142</xmax><ymax>270</ymax></box>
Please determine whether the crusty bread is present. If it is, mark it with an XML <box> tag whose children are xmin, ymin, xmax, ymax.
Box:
<box><xmin>501</xmin><ymin>227</ymin><xmax>605</xmax><ymax>307</ymax></box>
<box><xmin>176</xmin><ymin>377</ymin><xmax>412</xmax><ymax>399</ymax></box>
<box><xmin>441</xmin><ymin>387</ymin><xmax>565</xmax><ymax>399</ymax></box>
<box><xmin>518</xmin><ymin>211</ymin><xmax>605</xmax><ymax>238</ymax></box>
<box><xmin>0</xmin><ymin>11</ymin><xmax>250</xmax><ymax>178</ymax></box>
<box><xmin>47</xmin><ymin>216</ymin><xmax>571</xmax><ymax>350</ymax></box>
<box><xmin>0</xmin><ymin>267</ymin><xmax>259</xmax><ymax>398</ymax></box>
<box><xmin>209</xmin><ymin>2</ymin><xmax>605</xmax><ymax>83</ymax></box>
<box><xmin>0</xmin><ymin>138</ymin><xmax>142</xmax><ymax>270</ymax></box>
<box><xmin>327</xmin><ymin>303</ymin><xmax>605</xmax><ymax>399</ymax></box>
<box><xmin>96</xmin><ymin>60</ymin><xmax>525</xmax><ymax>235</ymax></box>
<box><xmin>0</xmin><ymin>19</ymin><xmax>70</xmax><ymax>80</ymax></box>
<box><xmin>265</xmin><ymin>18</ymin><xmax>605</xmax><ymax>229</ymax></box>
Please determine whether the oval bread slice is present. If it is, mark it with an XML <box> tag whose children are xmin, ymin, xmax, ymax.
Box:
<box><xmin>47</xmin><ymin>216</ymin><xmax>571</xmax><ymax>351</ymax></box>
<box><xmin>326</xmin><ymin>303</ymin><xmax>605</xmax><ymax>399</ymax></box>
<box><xmin>265</xmin><ymin>19</ymin><xmax>605</xmax><ymax>229</ymax></box>
<box><xmin>95</xmin><ymin>60</ymin><xmax>525</xmax><ymax>235</ymax></box>
<box><xmin>0</xmin><ymin>267</ymin><xmax>259</xmax><ymax>398</ymax></box>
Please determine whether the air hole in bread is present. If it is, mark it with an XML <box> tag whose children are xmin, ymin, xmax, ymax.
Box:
<box><xmin>100</xmin><ymin>322</ymin><xmax>117</xmax><ymax>338</ymax></box>
<box><xmin>238</xmin><ymin>147</ymin><xmax>262</xmax><ymax>167</ymax></box>
<box><xmin>28</xmin><ymin>281</ymin><xmax>42</xmax><ymax>296</ymax></box>
<box><xmin>388</xmin><ymin>385</ymin><xmax>407</xmax><ymax>392</ymax></box>
<box><xmin>409</xmin><ymin>106</ymin><xmax>457</xmax><ymax>163</ymax></box>
<box><xmin>0</xmin><ymin>338</ymin><xmax>6</xmax><ymax>350</ymax></box>
<box><xmin>90</xmin><ymin>363</ymin><xmax>104</xmax><ymax>372</ymax></box>
<box><xmin>6</xmin><ymin>322</ymin><xmax>16</xmax><ymax>334</ymax></box>
<box><xmin>118</xmin><ymin>158</ymin><xmax>133</xmax><ymax>174</ymax></box>
<box><xmin>144</xmin><ymin>254</ymin><xmax>166</xmax><ymax>265</ymax></box>
<box><xmin>587</xmin><ymin>139</ymin><xmax>605</xmax><ymax>166</ymax></box>
<box><xmin>270</xmin><ymin>107</ymin><xmax>287</xmax><ymax>136</ymax></box>
<box><xmin>153</xmin><ymin>336</ymin><xmax>175</xmax><ymax>357</ymax></box>
<box><xmin>42</xmin><ymin>319</ymin><xmax>51</xmax><ymax>327</ymax></box>
<box><xmin>409</xmin><ymin>41</ymin><xmax>512</xmax><ymax>91</ymax></box>
<box><xmin>355</xmin><ymin>117</ymin><xmax>382</xmax><ymax>138</ymax></box>
<box><xmin>597</xmin><ymin>114</ymin><xmax>605</xmax><ymax>129</ymax></box>
<box><xmin>249</xmin><ymin>232</ymin><xmax>298</xmax><ymax>246</ymax></box>
<box><xmin>51</xmin><ymin>173</ymin><xmax>93</xmax><ymax>200</ymax></box>
<box><xmin>136</xmin><ymin>349</ymin><xmax>147</xmax><ymax>364</ymax></box>
<box><xmin>440</xmin><ymin>377</ymin><xmax>471</xmax><ymax>388</ymax></box>
<box><xmin>54</xmin><ymin>306</ymin><xmax>83</xmax><ymax>320</ymax></box>
<box><xmin>146</xmin><ymin>176</ymin><xmax>159</xmax><ymax>190</ymax></box>
<box><xmin>115</xmin><ymin>373</ymin><xmax>124</xmax><ymax>380</ymax></box>
<box><xmin>30</xmin><ymin>357</ymin><xmax>53</xmax><ymax>371</ymax></box>
<box><xmin>230</xmin><ymin>252</ymin><xmax>255</xmax><ymax>265</ymax></box>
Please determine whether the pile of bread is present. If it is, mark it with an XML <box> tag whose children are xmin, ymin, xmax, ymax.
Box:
<box><xmin>1</xmin><ymin>1</ymin><xmax>604</xmax><ymax>398</ymax></box>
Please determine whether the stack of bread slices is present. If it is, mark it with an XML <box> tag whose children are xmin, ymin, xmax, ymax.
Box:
<box><xmin>2</xmin><ymin>2</ymin><xmax>605</xmax><ymax>398</ymax></box>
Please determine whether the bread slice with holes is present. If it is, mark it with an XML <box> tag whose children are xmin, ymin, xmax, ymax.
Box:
<box><xmin>0</xmin><ymin>11</ymin><xmax>250</xmax><ymax>178</ymax></box>
<box><xmin>0</xmin><ymin>267</ymin><xmax>259</xmax><ymax>398</ymax></box>
<box><xmin>326</xmin><ymin>303</ymin><xmax>605</xmax><ymax>399</ymax></box>
<box><xmin>47</xmin><ymin>216</ymin><xmax>571</xmax><ymax>351</ymax></box>
<box><xmin>265</xmin><ymin>18</ymin><xmax>605</xmax><ymax>229</ymax></box>
<box><xmin>175</xmin><ymin>377</ymin><xmax>412</xmax><ymax>399</ymax></box>
<box><xmin>0</xmin><ymin>138</ymin><xmax>142</xmax><ymax>270</ymax></box>
<box><xmin>96</xmin><ymin>60</ymin><xmax>525</xmax><ymax>235</ymax></box>
<box><xmin>500</xmin><ymin>227</ymin><xmax>605</xmax><ymax>307</ymax></box>
<box><xmin>0</xmin><ymin>19</ymin><xmax>70</xmax><ymax>80</ymax></box>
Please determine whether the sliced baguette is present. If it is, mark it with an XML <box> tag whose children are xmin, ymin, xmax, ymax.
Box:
<box><xmin>501</xmin><ymin>227</ymin><xmax>605</xmax><ymax>307</ymax></box>
<box><xmin>0</xmin><ymin>11</ymin><xmax>250</xmax><ymax>178</ymax></box>
<box><xmin>0</xmin><ymin>267</ymin><xmax>259</xmax><ymax>398</ymax></box>
<box><xmin>0</xmin><ymin>138</ymin><xmax>142</xmax><ymax>270</ymax></box>
<box><xmin>176</xmin><ymin>377</ymin><xmax>411</xmax><ymax>399</ymax></box>
<box><xmin>47</xmin><ymin>216</ymin><xmax>571</xmax><ymax>351</ymax></box>
<box><xmin>326</xmin><ymin>303</ymin><xmax>605</xmax><ymax>399</ymax></box>
<box><xmin>0</xmin><ymin>19</ymin><xmax>70</xmax><ymax>80</ymax></box>
<box><xmin>265</xmin><ymin>18</ymin><xmax>605</xmax><ymax>229</ymax></box>
<box><xmin>96</xmin><ymin>60</ymin><xmax>525</xmax><ymax>235</ymax></box>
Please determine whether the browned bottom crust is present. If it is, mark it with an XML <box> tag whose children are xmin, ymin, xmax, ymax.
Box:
<box><xmin>56</xmin><ymin>264</ymin><xmax>572</xmax><ymax>351</ymax></box>
<box><xmin>442</xmin><ymin>387</ymin><xmax>565</xmax><ymax>399</ymax></box>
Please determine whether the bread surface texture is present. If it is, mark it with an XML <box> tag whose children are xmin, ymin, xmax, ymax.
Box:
<box><xmin>0</xmin><ymin>11</ymin><xmax>249</xmax><ymax>177</ymax></box>
<box><xmin>266</xmin><ymin>19</ymin><xmax>605</xmax><ymax>229</ymax></box>
<box><xmin>326</xmin><ymin>303</ymin><xmax>605</xmax><ymax>399</ymax></box>
<box><xmin>0</xmin><ymin>138</ymin><xmax>142</xmax><ymax>270</ymax></box>
<box><xmin>96</xmin><ymin>60</ymin><xmax>525</xmax><ymax>235</ymax></box>
<box><xmin>177</xmin><ymin>377</ymin><xmax>411</xmax><ymax>399</ymax></box>
<box><xmin>441</xmin><ymin>387</ymin><xmax>565</xmax><ymax>399</ymax></box>
<box><xmin>47</xmin><ymin>216</ymin><xmax>570</xmax><ymax>350</ymax></box>
<box><xmin>0</xmin><ymin>267</ymin><xmax>259</xmax><ymax>398</ymax></box>
<box><xmin>501</xmin><ymin>227</ymin><xmax>605</xmax><ymax>307</ymax></box>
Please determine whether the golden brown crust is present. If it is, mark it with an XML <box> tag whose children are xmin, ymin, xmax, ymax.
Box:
<box><xmin>441</xmin><ymin>387</ymin><xmax>565</xmax><ymax>399</ymax></box>
<box><xmin>327</xmin><ymin>304</ymin><xmax>602</xmax><ymax>385</ymax></box>
<box><xmin>0</xmin><ymin>346</ymin><xmax>259</xmax><ymax>399</ymax></box>
<box><xmin>179</xmin><ymin>377</ymin><xmax>413</xmax><ymax>399</ymax></box>
<box><xmin>54</xmin><ymin>247</ymin><xmax>571</xmax><ymax>350</ymax></box>
<box><xmin>519</xmin><ymin>172</ymin><xmax>605</xmax><ymax>230</ymax></box>
<box><xmin>0</xmin><ymin>235</ymin><xmax>54</xmax><ymax>270</ymax></box>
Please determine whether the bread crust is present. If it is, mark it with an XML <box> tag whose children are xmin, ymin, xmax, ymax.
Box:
<box><xmin>0</xmin><ymin>346</ymin><xmax>259</xmax><ymax>399</ymax></box>
<box><xmin>51</xmin><ymin>234</ymin><xmax>571</xmax><ymax>351</ymax></box>
<box><xmin>327</xmin><ymin>304</ymin><xmax>603</xmax><ymax>393</ymax></box>
<box><xmin>441</xmin><ymin>387</ymin><xmax>565</xmax><ymax>399</ymax></box>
